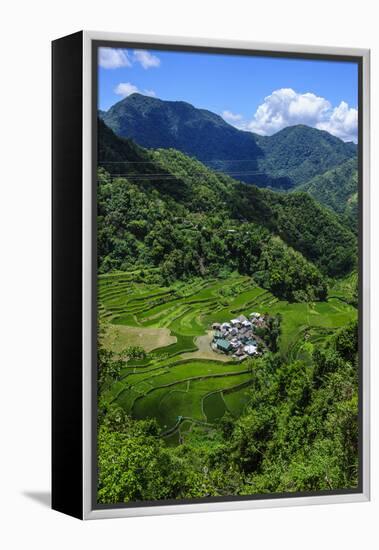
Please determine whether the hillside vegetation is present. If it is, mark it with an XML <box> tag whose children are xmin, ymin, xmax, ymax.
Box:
<box><xmin>255</xmin><ymin>124</ymin><xmax>356</xmax><ymax>186</ymax></box>
<box><xmin>298</xmin><ymin>158</ymin><xmax>358</xmax><ymax>232</ymax></box>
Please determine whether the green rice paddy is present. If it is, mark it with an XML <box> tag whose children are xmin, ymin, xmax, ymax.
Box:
<box><xmin>98</xmin><ymin>272</ymin><xmax>357</xmax><ymax>442</ymax></box>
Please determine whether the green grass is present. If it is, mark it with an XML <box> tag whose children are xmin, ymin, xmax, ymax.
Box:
<box><xmin>99</xmin><ymin>272</ymin><xmax>357</xmax><ymax>439</ymax></box>
<box><xmin>203</xmin><ymin>392</ymin><xmax>226</xmax><ymax>422</ymax></box>
<box><xmin>150</xmin><ymin>333</ymin><xmax>197</xmax><ymax>357</ymax></box>
<box><xmin>223</xmin><ymin>386</ymin><xmax>252</xmax><ymax>417</ymax></box>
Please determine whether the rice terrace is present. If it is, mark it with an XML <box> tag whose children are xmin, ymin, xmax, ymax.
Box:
<box><xmin>99</xmin><ymin>272</ymin><xmax>356</xmax><ymax>445</ymax></box>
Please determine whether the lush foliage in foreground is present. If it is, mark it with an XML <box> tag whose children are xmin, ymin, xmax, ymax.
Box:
<box><xmin>97</xmin><ymin>321</ymin><xmax>358</xmax><ymax>503</ymax></box>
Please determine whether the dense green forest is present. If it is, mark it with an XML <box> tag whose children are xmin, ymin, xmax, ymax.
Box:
<box><xmin>97</xmin><ymin>116</ymin><xmax>359</xmax><ymax>504</ymax></box>
<box><xmin>98</xmin><ymin>168</ymin><xmax>328</xmax><ymax>302</ymax></box>
<box><xmin>298</xmin><ymin>158</ymin><xmax>358</xmax><ymax>232</ymax></box>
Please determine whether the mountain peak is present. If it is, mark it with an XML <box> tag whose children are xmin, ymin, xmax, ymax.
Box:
<box><xmin>115</xmin><ymin>92</ymin><xmax>198</xmax><ymax>111</ymax></box>
<box><xmin>123</xmin><ymin>92</ymin><xmax>161</xmax><ymax>103</ymax></box>
<box><xmin>272</xmin><ymin>124</ymin><xmax>331</xmax><ymax>137</ymax></box>
<box><xmin>271</xmin><ymin>124</ymin><xmax>357</xmax><ymax>148</ymax></box>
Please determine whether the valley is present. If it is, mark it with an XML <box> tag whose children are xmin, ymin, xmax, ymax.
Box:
<box><xmin>99</xmin><ymin>272</ymin><xmax>357</xmax><ymax>445</ymax></box>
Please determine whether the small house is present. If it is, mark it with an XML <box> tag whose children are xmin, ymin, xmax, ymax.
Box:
<box><xmin>237</xmin><ymin>314</ymin><xmax>248</xmax><ymax>323</ymax></box>
<box><xmin>216</xmin><ymin>339</ymin><xmax>232</xmax><ymax>353</ymax></box>
<box><xmin>249</xmin><ymin>312</ymin><xmax>260</xmax><ymax>319</ymax></box>
<box><xmin>245</xmin><ymin>338</ymin><xmax>257</xmax><ymax>347</ymax></box>
<box><xmin>244</xmin><ymin>344</ymin><xmax>257</xmax><ymax>356</ymax></box>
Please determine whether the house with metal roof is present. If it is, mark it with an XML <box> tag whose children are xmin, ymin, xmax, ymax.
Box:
<box><xmin>215</xmin><ymin>339</ymin><xmax>233</xmax><ymax>353</ymax></box>
<box><xmin>244</xmin><ymin>344</ymin><xmax>257</xmax><ymax>356</ymax></box>
<box><xmin>245</xmin><ymin>338</ymin><xmax>257</xmax><ymax>347</ymax></box>
<box><xmin>237</xmin><ymin>314</ymin><xmax>248</xmax><ymax>323</ymax></box>
<box><xmin>211</xmin><ymin>312</ymin><xmax>268</xmax><ymax>359</ymax></box>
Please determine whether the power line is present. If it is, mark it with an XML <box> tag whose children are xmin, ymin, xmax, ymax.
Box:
<box><xmin>99</xmin><ymin>159</ymin><xmax>262</xmax><ymax>164</ymax></box>
<box><xmin>105</xmin><ymin>172</ymin><xmax>271</xmax><ymax>179</ymax></box>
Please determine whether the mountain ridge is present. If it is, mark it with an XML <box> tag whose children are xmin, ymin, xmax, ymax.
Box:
<box><xmin>100</xmin><ymin>93</ymin><xmax>357</xmax><ymax>189</ymax></box>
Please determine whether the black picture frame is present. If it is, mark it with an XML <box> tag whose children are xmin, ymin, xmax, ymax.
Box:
<box><xmin>52</xmin><ymin>31</ymin><xmax>370</xmax><ymax>520</ymax></box>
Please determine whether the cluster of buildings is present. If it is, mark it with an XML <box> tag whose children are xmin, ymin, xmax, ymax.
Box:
<box><xmin>211</xmin><ymin>313</ymin><xmax>267</xmax><ymax>361</ymax></box>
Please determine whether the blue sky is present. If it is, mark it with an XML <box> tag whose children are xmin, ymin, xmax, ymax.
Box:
<box><xmin>98</xmin><ymin>47</ymin><xmax>359</xmax><ymax>142</ymax></box>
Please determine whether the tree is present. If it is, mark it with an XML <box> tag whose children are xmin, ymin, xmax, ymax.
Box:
<box><xmin>125</xmin><ymin>346</ymin><xmax>146</xmax><ymax>360</ymax></box>
<box><xmin>97</xmin><ymin>348</ymin><xmax>124</xmax><ymax>391</ymax></box>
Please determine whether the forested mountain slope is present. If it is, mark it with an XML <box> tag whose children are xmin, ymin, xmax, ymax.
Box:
<box><xmin>297</xmin><ymin>157</ymin><xmax>358</xmax><ymax>232</ymax></box>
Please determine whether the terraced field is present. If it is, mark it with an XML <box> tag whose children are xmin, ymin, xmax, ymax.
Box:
<box><xmin>98</xmin><ymin>272</ymin><xmax>357</xmax><ymax>443</ymax></box>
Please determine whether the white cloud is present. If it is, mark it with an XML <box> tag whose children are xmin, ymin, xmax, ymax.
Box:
<box><xmin>114</xmin><ymin>83</ymin><xmax>157</xmax><ymax>99</ymax></box>
<box><xmin>245</xmin><ymin>88</ymin><xmax>357</xmax><ymax>142</ymax></box>
<box><xmin>316</xmin><ymin>101</ymin><xmax>358</xmax><ymax>143</ymax></box>
<box><xmin>221</xmin><ymin>110</ymin><xmax>244</xmax><ymax>126</ymax></box>
<box><xmin>133</xmin><ymin>50</ymin><xmax>161</xmax><ymax>69</ymax></box>
<box><xmin>114</xmin><ymin>82</ymin><xmax>139</xmax><ymax>97</ymax></box>
<box><xmin>248</xmin><ymin>88</ymin><xmax>329</xmax><ymax>134</ymax></box>
<box><xmin>99</xmin><ymin>48</ymin><xmax>161</xmax><ymax>71</ymax></box>
<box><xmin>99</xmin><ymin>47</ymin><xmax>131</xmax><ymax>69</ymax></box>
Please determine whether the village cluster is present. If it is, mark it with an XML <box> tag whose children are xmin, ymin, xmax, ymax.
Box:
<box><xmin>211</xmin><ymin>312</ymin><xmax>267</xmax><ymax>361</ymax></box>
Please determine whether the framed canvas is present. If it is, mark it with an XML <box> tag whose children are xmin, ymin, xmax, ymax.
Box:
<box><xmin>52</xmin><ymin>31</ymin><xmax>370</xmax><ymax>520</ymax></box>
